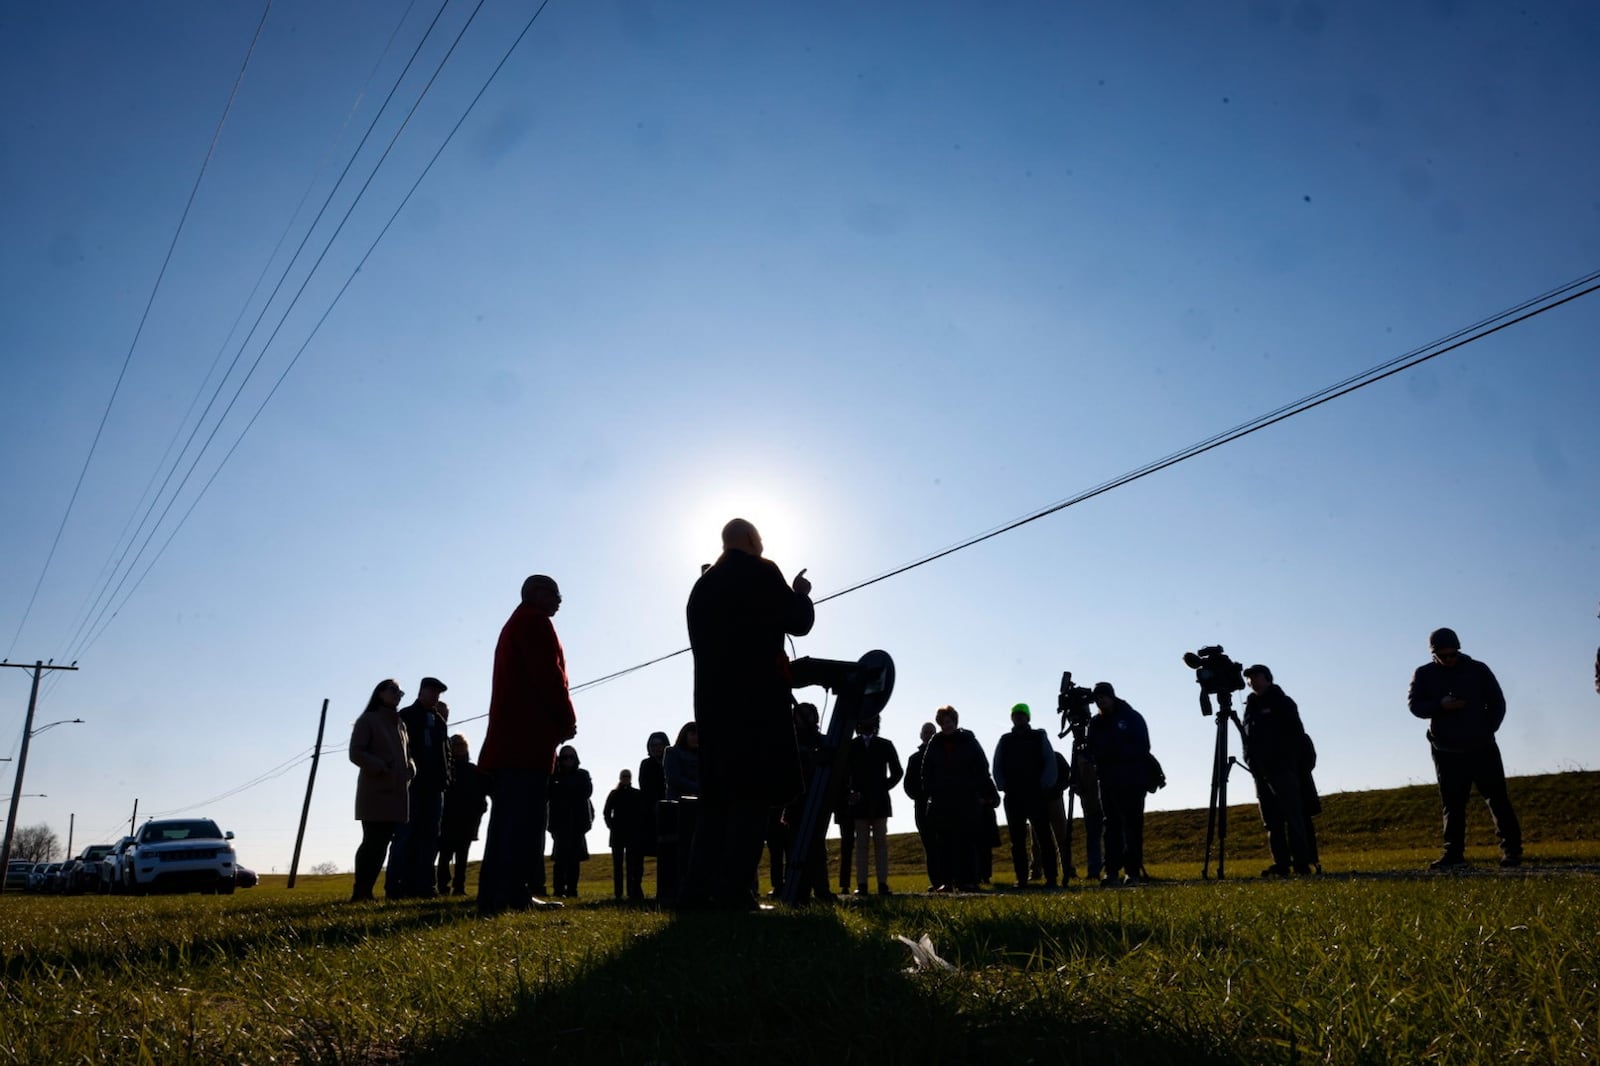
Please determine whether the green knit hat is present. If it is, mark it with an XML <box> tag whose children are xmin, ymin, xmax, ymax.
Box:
<box><xmin>1011</xmin><ymin>702</ymin><xmax>1030</xmax><ymax>719</ymax></box>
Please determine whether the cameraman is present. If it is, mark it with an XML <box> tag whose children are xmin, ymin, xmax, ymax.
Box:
<box><xmin>1241</xmin><ymin>665</ymin><xmax>1313</xmax><ymax>877</ymax></box>
<box><xmin>1087</xmin><ymin>682</ymin><xmax>1150</xmax><ymax>886</ymax></box>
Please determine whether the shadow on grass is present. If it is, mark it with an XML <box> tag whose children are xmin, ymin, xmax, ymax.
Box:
<box><xmin>0</xmin><ymin>895</ymin><xmax>481</xmax><ymax>981</ymax></box>
<box><xmin>405</xmin><ymin>907</ymin><xmax>1240</xmax><ymax>1066</ymax></box>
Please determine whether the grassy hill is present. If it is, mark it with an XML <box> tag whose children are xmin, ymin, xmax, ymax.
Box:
<box><xmin>850</xmin><ymin>770</ymin><xmax>1600</xmax><ymax>879</ymax></box>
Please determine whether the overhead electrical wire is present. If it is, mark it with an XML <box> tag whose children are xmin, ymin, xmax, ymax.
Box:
<box><xmin>550</xmin><ymin>268</ymin><xmax>1600</xmax><ymax>689</ymax></box>
<box><xmin>554</xmin><ymin>269</ymin><xmax>1590</xmax><ymax>686</ymax></box>
<box><xmin>812</xmin><ymin>267</ymin><xmax>1600</xmax><ymax>605</ymax></box>
<box><xmin>62</xmin><ymin>0</ymin><xmax>557</xmax><ymax>820</ymax></box>
<box><xmin>48</xmin><ymin>0</ymin><xmax>426</xmax><ymax>675</ymax></box>
<box><xmin>144</xmin><ymin>260</ymin><xmax>1600</xmax><ymax>816</ymax></box>
<box><xmin>70</xmin><ymin>0</ymin><xmax>557</xmax><ymax>667</ymax></box>
<box><xmin>49</xmin><ymin>0</ymin><xmax>464</xmax><ymax>679</ymax></box>
<box><xmin>148</xmin><ymin>266</ymin><xmax>1600</xmax><ymax>822</ymax></box>
<box><xmin>3</xmin><ymin>0</ymin><xmax>275</xmax><ymax>661</ymax></box>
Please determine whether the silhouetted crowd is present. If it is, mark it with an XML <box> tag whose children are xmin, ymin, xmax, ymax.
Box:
<box><xmin>345</xmin><ymin>521</ymin><xmax>1543</xmax><ymax>911</ymax></box>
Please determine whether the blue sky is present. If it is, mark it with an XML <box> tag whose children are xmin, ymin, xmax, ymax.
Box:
<box><xmin>2</xmin><ymin>0</ymin><xmax>1596</xmax><ymax>875</ymax></box>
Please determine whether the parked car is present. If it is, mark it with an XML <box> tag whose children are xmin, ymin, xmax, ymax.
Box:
<box><xmin>4</xmin><ymin>861</ymin><xmax>35</xmax><ymax>891</ymax></box>
<box><xmin>66</xmin><ymin>844</ymin><xmax>115</xmax><ymax>894</ymax></box>
<box><xmin>123</xmin><ymin>819</ymin><xmax>237</xmax><ymax>895</ymax></box>
<box><xmin>27</xmin><ymin>862</ymin><xmax>62</xmax><ymax>892</ymax></box>
<box><xmin>100</xmin><ymin>837</ymin><xmax>137</xmax><ymax>894</ymax></box>
<box><xmin>235</xmin><ymin>866</ymin><xmax>259</xmax><ymax>889</ymax></box>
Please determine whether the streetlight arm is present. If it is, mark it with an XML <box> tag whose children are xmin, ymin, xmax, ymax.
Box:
<box><xmin>29</xmin><ymin>719</ymin><xmax>84</xmax><ymax>737</ymax></box>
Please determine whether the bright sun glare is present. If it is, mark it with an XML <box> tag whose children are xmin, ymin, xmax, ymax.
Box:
<box><xmin>681</xmin><ymin>488</ymin><xmax>810</xmax><ymax>571</ymax></box>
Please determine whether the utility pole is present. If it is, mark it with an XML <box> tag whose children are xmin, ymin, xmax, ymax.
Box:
<box><xmin>129</xmin><ymin>799</ymin><xmax>139</xmax><ymax>838</ymax></box>
<box><xmin>66</xmin><ymin>813</ymin><xmax>75</xmax><ymax>859</ymax></box>
<box><xmin>0</xmin><ymin>660</ymin><xmax>79</xmax><ymax>892</ymax></box>
<box><xmin>286</xmin><ymin>698</ymin><xmax>329</xmax><ymax>889</ymax></box>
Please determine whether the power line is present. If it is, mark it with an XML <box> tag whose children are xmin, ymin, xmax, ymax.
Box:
<box><xmin>545</xmin><ymin>267</ymin><xmax>1600</xmax><ymax>689</ymax></box>
<box><xmin>50</xmin><ymin>0</ymin><xmax>461</xmax><ymax>678</ymax></box>
<box><xmin>52</xmin><ymin>259</ymin><xmax>1600</xmax><ymax>838</ymax></box>
<box><xmin>4</xmin><ymin>1</ymin><xmax>274</xmax><ymax>661</ymax></box>
<box><xmin>142</xmin><ymin>746</ymin><xmax>316</xmax><ymax>819</ymax></box>
<box><xmin>48</xmin><ymin>0</ymin><xmax>426</xmax><ymax>673</ymax></box>
<box><xmin>69</xmin><ymin>0</ymin><xmax>556</xmax><ymax>666</ymax></box>
<box><xmin>812</xmin><ymin>268</ymin><xmax>1600</xmax><ymax>605</ymax></box>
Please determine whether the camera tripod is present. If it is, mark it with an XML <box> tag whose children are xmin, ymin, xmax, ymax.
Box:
<box><xmin>1059</xmin><ymin>724</ymin><xmax>1090</xmax><ymax>879</ymax></box>
<box><xmin>1201</xmin><ymin>690</ymin><xmax>1249</xmax><ymax>879</ymax></box>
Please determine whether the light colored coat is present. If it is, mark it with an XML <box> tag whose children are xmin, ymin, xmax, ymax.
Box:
<box><xmin>350</xmin><ymin>706</ymin><xmax>413</xmax><ymax>823</ymax></box>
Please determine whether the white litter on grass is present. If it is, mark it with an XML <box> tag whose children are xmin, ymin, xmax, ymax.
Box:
<box><xmin>895</xmin><ymin>933</ymin><xmax>955</xmax><ymax>972</ymax></box>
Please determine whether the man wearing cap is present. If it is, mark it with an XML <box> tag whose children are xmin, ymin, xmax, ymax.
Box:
<box><xmin>478</xmin><ymin>575</ymin><xmax>578</xmax><ymax>914</ymax></box>
<box><xmin>386</xmin><ymin>676</ymin><xmax>452</xmax><ymax>898</ymax></box>
<box><xmin>1241</xmin><ymin>665</ymin><xmax>1314</xmax><ymax>876</ymax></box>
<box><xmin>991</xmin><ymin>702</ymin><xmax>1059</xmax><ymax>888</ymax></box>
<box><xmin>1087</xmin><ymin>682</ymin><xmax>1151</xmax><ymax>886</ymax></box>
<box><xmin>1407</xmin><ymin>627</ymin><xmax>1522</xmax><ymax>870</ymax></box>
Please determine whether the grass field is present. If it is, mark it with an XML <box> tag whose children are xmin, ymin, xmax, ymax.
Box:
<box><xmin>1</xmin><ymin>772</ymin><xmax>1595</xmax><ymax>1064</ymax></box>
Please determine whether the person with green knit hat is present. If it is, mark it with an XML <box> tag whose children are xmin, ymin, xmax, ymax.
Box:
<box><xmin>991</xmin><ymin>702</ymin><xmax>1060</xmax><ymax>888</ymax></box>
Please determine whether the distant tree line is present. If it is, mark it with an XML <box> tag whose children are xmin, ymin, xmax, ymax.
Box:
<box><xmin>10</xmin><ymin>824</ymin><xmax>59</xmax><ymax>863</ymax></box>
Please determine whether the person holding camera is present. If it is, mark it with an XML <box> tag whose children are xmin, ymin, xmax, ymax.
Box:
<box><xmin>1241</xmin><ymin>665</ymin><xmax>1314</xmax><ymax>877</ymax></box>
<box><xmin>1087</xmin><ymin>682</ymin><xmax>1150</xmax><ymax>886</ymax></box>
<box><xmin>992</xmin><ymin>703</ymin><xmax>1059</xmax><ymax>889</ymax></box>
<box><xmin>1407</xmin><ymin>627</ymin><xmax>1522</xmax><ymax>870</ymax></box>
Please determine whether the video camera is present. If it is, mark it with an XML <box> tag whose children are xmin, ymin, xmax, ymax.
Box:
<box><xmin>1056</xmin><ymin>670</ymin><xmax>1095</xmax><ymax>738</ymax></box>
<box><xmin>1181</xmin><ymin>645</ymin><xmax>1245</xmax><ymax>715</ymax></box>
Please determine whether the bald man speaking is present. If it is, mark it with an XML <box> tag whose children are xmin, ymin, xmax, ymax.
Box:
<box><xmin>681</xmin><ymin>518</ymin><xmax>815</xmax><ymax>909</ymax></box>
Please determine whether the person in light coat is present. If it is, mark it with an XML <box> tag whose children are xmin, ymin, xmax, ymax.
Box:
<box><xmin>349</xmin><ymin>678</ymin><xmax>413</xmax><ymax>901</ymax></box>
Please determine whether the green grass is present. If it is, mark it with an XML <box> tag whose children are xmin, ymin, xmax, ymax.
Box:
<box><xmin>2</xmin><ymin>772</ymin><xmax>1596</xmax><ymax>1064</ymax></box>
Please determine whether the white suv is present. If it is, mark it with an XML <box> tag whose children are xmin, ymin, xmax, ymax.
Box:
<box><xmin>124</xmin><ymin>818</ymin><xmax>238</xmax><ymax>895</ymax></box>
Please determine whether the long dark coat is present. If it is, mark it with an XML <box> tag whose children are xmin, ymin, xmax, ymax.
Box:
<box><xmin>439</xmin><ymin>753</ymin><xmax>490</xmax><ymax>845</ymax></box>
<box><xmin>846</xmin><ymin>734</ymin><xmax>904</xmax><ymax>820</ymax></box>
<box><xmin>686</xmin><ymin>548</ymin><xmax>814</xmax><ymax>806</ymax></box>
<box><xmin>603</xmin><ymin>784</ymin><xmax>647</xmax><ymax>848</ymax></box>
<box><xmin>548</xmin><ymin>765</ymin><xmax>593</xmax><ymax>861</ymax></box>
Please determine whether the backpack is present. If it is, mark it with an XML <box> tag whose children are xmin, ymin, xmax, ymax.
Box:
<box><xmin>1145</xmin><ymin>752</ymin><xmax>1167</xmax><ymax>794</ymax></box>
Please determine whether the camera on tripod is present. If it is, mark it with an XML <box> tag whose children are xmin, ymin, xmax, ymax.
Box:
<box><xmin>1181</xmin><ymin>645</ymin><xmax>1245</xmax><ymax>716</ymax></box>
<box><xmin>1056</xmin><ymin>670</ymin><xmax>1095</xmax><ymax>738</ymax></box>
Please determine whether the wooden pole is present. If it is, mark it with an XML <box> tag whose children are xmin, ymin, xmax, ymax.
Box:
<box><xmin>286</xmin><ymin>698</ymin><xmax>329</xmax><ymax>889</ymax></box>
<box><xmin>0</xmin><ymin>660</ymin><xmax>79</xmax><ymax>891</ymax></box>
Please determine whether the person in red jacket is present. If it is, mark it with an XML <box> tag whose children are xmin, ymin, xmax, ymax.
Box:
<box><xmin>477</xmin><ymin>574</ymin><xmax>577</xmax><ymax>916</ymax></box>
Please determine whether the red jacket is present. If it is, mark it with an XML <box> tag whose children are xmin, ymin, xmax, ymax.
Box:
<box><xmin>479</xmin><ymin>603</ymin><xmax>577</xmax><ymax>773</ymax></box>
